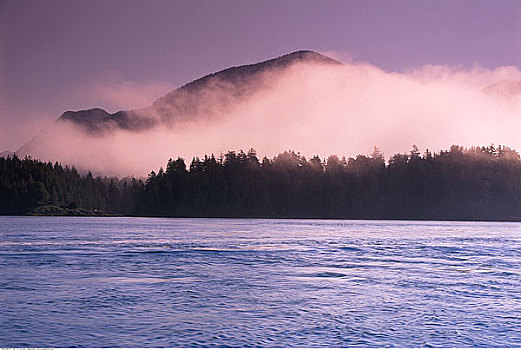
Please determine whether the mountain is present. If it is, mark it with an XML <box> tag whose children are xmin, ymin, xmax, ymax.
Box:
<box><xmin>55</xmin><ymin>50</ymin><xmax>341</xmax><ymax>134</ymax></box>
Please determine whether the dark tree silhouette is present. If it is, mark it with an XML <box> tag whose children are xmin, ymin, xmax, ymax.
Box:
<box><xmin>1</xmin><ymin>145</ymin><xmax>520</xmax><ymax>220</ymax></box>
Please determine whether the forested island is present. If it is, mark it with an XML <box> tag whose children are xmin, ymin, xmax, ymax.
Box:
<box><xmin>1</xmin><ymin>145</ymin><xmax>520</xmax><ymax>221</ymax></box>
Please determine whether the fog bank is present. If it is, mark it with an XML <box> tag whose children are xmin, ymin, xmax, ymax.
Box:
<box><xmin>17</xmin><ymin>59</ymin><xmax>521</xmax><ymax>176</ymax></box>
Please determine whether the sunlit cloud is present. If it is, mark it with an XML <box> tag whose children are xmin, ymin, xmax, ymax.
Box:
<box><xmin>16</xmin><ymin>56</ymin><xmax>521</xmax><ymax>176</ymax></box>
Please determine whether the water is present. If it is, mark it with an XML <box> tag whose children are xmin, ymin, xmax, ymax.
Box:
<box><xmin>1</xmin><ymin>217</ymin><xmax>521</xmax><ymax>347</ymax></box>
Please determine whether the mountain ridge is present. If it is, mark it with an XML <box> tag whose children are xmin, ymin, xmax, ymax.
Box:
<box><xmin>54</xmin><ymin>50</ymin><xmax>340</xmax><ymax>134</ymax></box>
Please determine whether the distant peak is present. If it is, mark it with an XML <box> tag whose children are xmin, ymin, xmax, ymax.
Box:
<box><xmin>59</xmin><ymin>108</ymin><xmax>109</xmax><ymax>118</ymax></box>
<box><xmin>46</xmin><ymin>50</ymin><xmax>342</xmax><ymax>136</ymax></box>
<box><xmin>171</xmin><ymin>50</ymin><xmax>341</xmax><ymax>95</ymax></box>
<box><xmin>273</xmin><ymin>50</ymin><xmax>341</xmax><ymax>65</ymax></box>
<box><xmin>284</xmin><ymin>50</ymin><xmax>329</xmax><ymax>58</ymax></box>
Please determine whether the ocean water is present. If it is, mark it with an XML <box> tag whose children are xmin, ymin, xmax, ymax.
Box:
<box><xmin>1</xmin><ymin>216</ymin><xmax>521</xmax><ymax>347</ymax></box>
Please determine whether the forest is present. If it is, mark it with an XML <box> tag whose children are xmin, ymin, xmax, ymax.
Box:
<box><xmin>1</xmin><ymin>144</ymin><xmax>520</xmax><ymax>221</ymax></box>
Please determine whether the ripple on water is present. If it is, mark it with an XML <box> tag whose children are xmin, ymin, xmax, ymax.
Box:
<box><xmin>1</xmin><ymin>217</ymin><xmax>521</xmax><ymax>347</ymax></box>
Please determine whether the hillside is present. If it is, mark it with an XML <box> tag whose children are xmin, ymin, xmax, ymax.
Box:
<box><xmin>55</xmin><ymin>50</ymin><xmax>340</xmax><ymax>134</ymax></box>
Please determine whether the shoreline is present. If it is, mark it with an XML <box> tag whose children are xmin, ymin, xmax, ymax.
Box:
<box><xmin>3</xmin><ymin>213</ymin><xmax>520</xmax><ymax>223</ymax></box>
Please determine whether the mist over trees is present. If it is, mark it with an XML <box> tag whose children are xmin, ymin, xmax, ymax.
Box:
<box><xmin>1</xmin><ymin>144</ymin><xmax>520</xmax><ymax>221</ymax></box>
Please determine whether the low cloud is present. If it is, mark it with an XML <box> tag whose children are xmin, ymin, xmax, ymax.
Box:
<box><xmin>15</xmin><ymin>58</ymin><xmax>521</xmax><ymax>176</ymax></box>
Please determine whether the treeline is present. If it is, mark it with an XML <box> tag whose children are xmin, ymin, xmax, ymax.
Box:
<box><xmin>1</xmin><ymin>145</ymin><xmax>521</xmax><ymax>220</ymax></box>
<box><xmin>0</xmin><ymin>156</ymin><xmax>143</xmax><ymax>215</ymax></box>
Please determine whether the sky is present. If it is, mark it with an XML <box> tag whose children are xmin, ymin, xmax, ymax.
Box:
<box><xmin>1</xmin><ymin>0</ymin><xmax>520</xmax><ymax>153</ymax></box>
